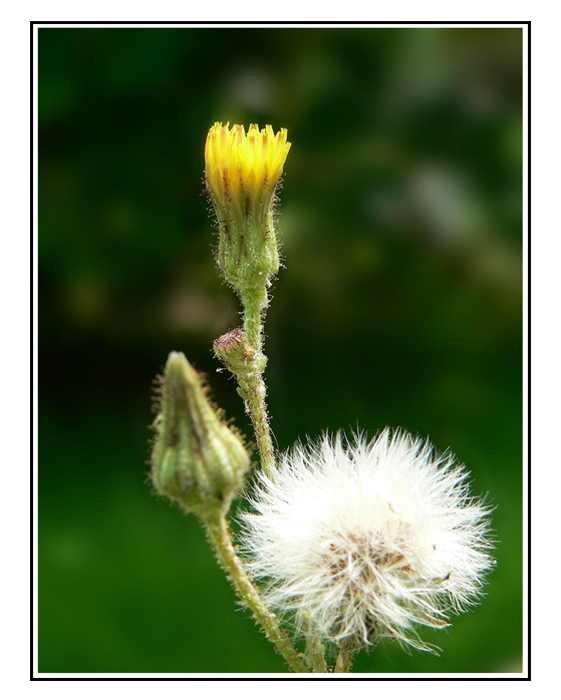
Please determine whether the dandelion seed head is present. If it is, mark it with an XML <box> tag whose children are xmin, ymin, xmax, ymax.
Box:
<box><xmin>241</xmin><ymin>428</ymin><xmax>494</xmax><ymax>652</ymax></box>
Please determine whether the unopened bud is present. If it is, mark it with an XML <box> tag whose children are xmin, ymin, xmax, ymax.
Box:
<box><xmin>213</xmin><ymin>328</ymin><xmax>266</xmax><ymax>376</ymax></box>
<box><xmin>151</xmin><ymin>351</ymin><xmax>250</xmax><ymax>518</ymax></box>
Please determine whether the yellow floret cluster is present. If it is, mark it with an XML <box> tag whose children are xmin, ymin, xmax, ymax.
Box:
<box><xmin>205</xmin><ymin>122</ymin><xmax>291</xmax><ymax>209</ymax></box>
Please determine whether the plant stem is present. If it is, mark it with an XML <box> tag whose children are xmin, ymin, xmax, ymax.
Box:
<box><xmin>243</xmin><ymin>372</ymin><xmax>275</xmax><ymax>477</ymax></box>
<box><xmin>203</xmin><ymin>511</ymin><xmax>310</xmax><ymax>674</ymax></box>
<box><xmin>240</xmin><ymin>289</ymin><xmax>275</xmax><ymax>478</ymax></box>
<box><xmin>241</xmin><ymin>287</ymin><xmax>266</xmax><ymax>353</ymax></box>
<box><xmin>304</xmin><ymin>631</ymin><xmax>329</xmax><ymax>673</ymax></box>
<box><xmin>333</xmin><ymin>639</ymin><xmax>357</xmax><ymax>674</ymax></box>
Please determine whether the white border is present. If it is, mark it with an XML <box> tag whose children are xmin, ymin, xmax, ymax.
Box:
<box><xmin>29</xmin><ymin>20</ymin><xmax>529</xmax><ymax>686</ymax></box>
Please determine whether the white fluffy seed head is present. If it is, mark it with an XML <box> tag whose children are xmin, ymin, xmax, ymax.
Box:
<box><xmin>240</xmin><ymin>428</ymin><xmax>495</xmax><ymax>653</ymax></box>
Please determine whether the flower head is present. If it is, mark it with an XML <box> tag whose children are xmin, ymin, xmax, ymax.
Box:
<box><xmin>204</xmin><ymin>122</ymin><xmax>291</xmax><ymax>296</ymax></box>
<box><xmin>241</xmin><ymin>429</ymin><xmax>494</xmax><ymax>653</ymax></box>
<box><xmin>205</xmin><ymin>122</ymin><xmax>291</xmax><ymax>214</ymax></box>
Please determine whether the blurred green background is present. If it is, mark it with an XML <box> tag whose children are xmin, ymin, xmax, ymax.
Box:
<box><xmin>39</xmin><ymin>26</ymin><xmax>523</xmax><ymax>674</ymax></box>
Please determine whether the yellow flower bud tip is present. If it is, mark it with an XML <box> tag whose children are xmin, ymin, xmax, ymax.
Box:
<box><xmin>150</xmin><ymin>351</ymin><xmax>250</xmax><ymax>518</ymax></box>
<box><xmin>205</xmin><ymin>122</ymin><xmax>291</xmax><ymax>207</ymax></box>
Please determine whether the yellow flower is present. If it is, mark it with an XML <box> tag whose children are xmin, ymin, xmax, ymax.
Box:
<box><xmin>204</xmin><ymin>122</ymin><xmax>291</xmax><ymax>297</ymax></box>
<box><xmin>205</xmin><ymin>122</ymin><xmax>291</xmax><ymax>212</ymax></box>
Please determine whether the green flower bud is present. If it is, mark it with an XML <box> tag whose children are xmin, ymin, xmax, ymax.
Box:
<box><xmin>213</xmin><ymin>328</ymin><xmax>266</xmax><ymax>377</ymax></box>
<box><xmin>151</xmin><ymin>351</ymin><xmax>250</xmax><ymax>518</ymax></box>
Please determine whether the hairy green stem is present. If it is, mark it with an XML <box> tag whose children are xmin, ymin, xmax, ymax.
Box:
<box><xmin>240</xmin><ymin>287</ymin><xmax>266</xmax><ymax>353</ymax></box>
<box><xmin>240</xmin><ymin>288</ymin><xmax>275</xmax><ymax>478</ymax></box>
<box><xmin>333</xmin><ymin>640</ymin><xmax>357</xmax><ymax>674</ymax></box>
<box><xmin>304</xmin><ymin>632</ymin><xmax>329</xmax><ymax>673</ymax></box>
<box><xmin>203</xmin><ymin>512</ymin><xmax>310</xmax><ymax>674</ymax></box>
<box><xmin>243</xmin><ymin>373</ymin><xmax>275</xmax><ymax>478</ymax></box>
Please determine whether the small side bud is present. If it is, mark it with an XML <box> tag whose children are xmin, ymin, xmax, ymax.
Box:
<box><xmin>213</xmin><ymin>328</ymin><xmax>266</xmax><ymax>376</ymax></box>
<box><xmin>151</xmin><ymin>351</ymin><xmax>250</xmax><ymax>519</ymax></box>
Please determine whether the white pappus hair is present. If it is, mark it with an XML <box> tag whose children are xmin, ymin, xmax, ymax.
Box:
<box><xmin>240</xmin><ymin>428</ymin><xmax>495</xmax><ymax>653</ymax></box>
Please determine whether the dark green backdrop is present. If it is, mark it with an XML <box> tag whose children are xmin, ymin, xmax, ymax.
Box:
<box><xmin>39</xmin><ymin>26</ymin><xmax>523</xmax><ymax>674</ymax></box>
